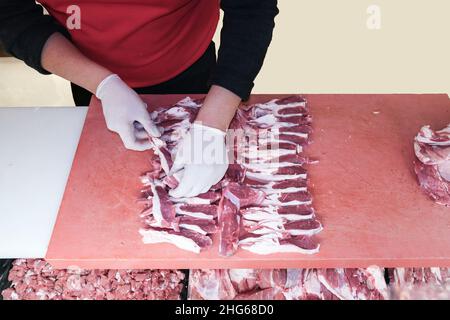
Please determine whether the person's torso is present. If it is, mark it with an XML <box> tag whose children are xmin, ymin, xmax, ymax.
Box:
<box><xmin>39</xmin><ymin>0</ymin><xmax>220</xmax><ymax>87</ymax></box>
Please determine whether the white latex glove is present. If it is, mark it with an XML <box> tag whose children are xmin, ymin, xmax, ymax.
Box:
<box><xmin>169</xmin><ymin>123</ymin><xmax>229</xmax><ymax>198</ymax></box>
<box><xmin>95</xmin><ymin>74</ymin><xmax>161</xmax><ymax>151</ymax></box>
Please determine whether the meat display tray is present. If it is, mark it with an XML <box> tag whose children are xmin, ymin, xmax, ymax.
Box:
<box><xmin>46</xmin><ymin>94</ymin><xmax>450</xmax><ymax>269</ymax></box>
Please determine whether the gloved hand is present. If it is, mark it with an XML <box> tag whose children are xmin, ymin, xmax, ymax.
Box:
<box><xmin>95</xmin><ymin>74</ymin><xmax>161</xmax><ymax>151</ymax></box>
<box><xmin>169</xmin><ymin>123</ymin><xmax>229</xmax><ymax>198</ymax></box>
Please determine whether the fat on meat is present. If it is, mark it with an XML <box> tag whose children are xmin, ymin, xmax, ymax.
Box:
<box><xmin>414</xmin><ymin>124</ymin><xmax>450</xmax><ymax>206</ymax></box>
<box><xmin>388</xmin><ymin>267</ymin><xmax>450</xmax><ymax>300</ymax></box>
<box><xmin>188</xmin><ymin>267</ymin><xmax>389</xmax><ymax>300</ymax></box>
<box><xmin>139</xmin><ymin>96</ymin><xmax>322</xmax><ymax>257</ymax></box>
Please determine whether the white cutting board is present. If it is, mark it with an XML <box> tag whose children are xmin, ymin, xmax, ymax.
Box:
<box><xmin>0</xmin><ymin>107</ymin><xmax>87</xmax><ymax>258</ymax></box>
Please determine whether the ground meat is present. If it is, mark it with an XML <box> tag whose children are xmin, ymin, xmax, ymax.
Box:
<box><xmin>1</xmin><ymin>259</ymin><xmax>184</xmax><ymax>300</ymax></box>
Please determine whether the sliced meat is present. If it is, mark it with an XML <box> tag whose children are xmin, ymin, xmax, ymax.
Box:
<box><xmin>140</xmin><ymin>96</ymin><xmax>321</xmax><ymax>257</ymax></box>
<box><xmin>239</xmin><ymin>234</ymin><xmax>319</xmax><ymax>255</ymax></box>
<box><xmin>224</xmin><ymin>182</ymin><xmax>266</xmax><ymax>208</ymax></box>
<box><xmin>317</xmin><ymin>267</ymin><xmax>388</xmax><ymax>300</ymax></box>
<box><xmin>175</xmin><ymin>204</ymin><xmax>218</xmax><ymax>220</ymax></box>
<box><xmin>188</xmin><ymin>269</ymin><xmax>237</xmax><ymax>300</ymax></box>
<box><xmin>413</xmin><ymin>124</ymin><xmax>450</xmax><ymax>206</ymax></box>
<box><xmin>150</xmin><ymin>183</ymin><xmax>179</xmax><ymax>230</ymax></box>
<box><xmin>170</xmin><ymin>191</ymin><xmax>222</xmax><ymax>205</ymax></box>
<box><xmin>178</xmin><ymin>216</ymin><xmax>217</xmax><ymax>235</ymax></box>
<box><xmin>139</xmin><ymin>228</ymin><xmax>212</xmax><ymax>254</ymax></box>
<box><xmin>218</xmin><ymin>195</ymin><xmax>241</xmax><ymax>257</ymax></box>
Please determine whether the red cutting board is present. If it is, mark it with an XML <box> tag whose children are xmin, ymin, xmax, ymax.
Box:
<box><xmin>46</xmin><ymin>94</ymin><xmax>450</xmax><ymax>269</ymax></box>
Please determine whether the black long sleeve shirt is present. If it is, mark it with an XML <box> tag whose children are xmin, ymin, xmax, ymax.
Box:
<box><xmin>0</xmin><ymin>0</ymin><xmax>278</xmax><ymax>100</ymax></box>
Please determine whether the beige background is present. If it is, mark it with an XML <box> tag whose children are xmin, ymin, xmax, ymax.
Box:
<box><xmin>0</xmin><ymin>0</ymin><xmax>449</xmax><ymax>106</ymax></box>
<box><xmin>248</xmin><ymin>0</ymin><xmax>449</xmax><ymax>95</ymax></box>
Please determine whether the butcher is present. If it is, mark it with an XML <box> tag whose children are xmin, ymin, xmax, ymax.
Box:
<box><xmin>0</xmin><ymin>0</ymin><xmax>278</xmax><ymax>197</ymax></box>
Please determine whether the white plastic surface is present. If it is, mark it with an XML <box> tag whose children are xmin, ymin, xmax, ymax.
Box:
<box><xmin>0</xmin><ymin>107</ymin><xmax>87</xmax><ymax>258</ymax></box>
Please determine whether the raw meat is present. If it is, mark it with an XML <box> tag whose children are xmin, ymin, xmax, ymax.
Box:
<box><xmin>175</xmin><ymin>204</ymin><xmax>218</xmax><ymax>220</ymax></box>
<box><xmin>317</xmin><ymin>267</ymin><xmax>388</xmax><ymax>300</ymax></box>
<box><xmin>188</xmin><ymin>267</ymin><xmax>388</xmax><ymax>300</ymax></box>
<box><xmin>2</xmin><ymin>259</ymin><xmax>184</xmax><ymax>300</ymax></box>
<box><xmin>147</xmin><ymin>182</ymin><xmax>179</xmax><ymax>230</ymax></box>
<box><xmin>188</xmin><ymin>269</ymin><xmax>236</xmax><ymax>300</ymax></box>
<box><xmin>217</xmin><ymin>194</ymin><xmax>241</xmax><ymax>257</ymax></box>
<box><xmin>138</xmin><ymin>96</ymin><xmax>322</xmax><ymax>256</ymax></box>
<box><xmin>140</xmin><ymin>228</ymin><xmax>213</xmax><ymax>254</ymax></box>
<box><xmin>414</xmin><ymin>124</ymin><xmax>450</xmax><ymax>206</ymax></box>
<box><xmin>388</xmin><ymin>267</ymin><xmax>450</xmax><ymax>300</ymax></box>
<box><xmin>239</xmin><ymin>233</ymin><xmax>320</xmax><ymax>255</ymax></box>
<box><xmin>223</xmin><ymin>182</ymin><xmax>266</xmax><ymax>208</ymax></box>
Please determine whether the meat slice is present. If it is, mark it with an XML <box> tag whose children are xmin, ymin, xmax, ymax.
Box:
<box><xmin>279</xmin><ymin>235</ymin><xmax>320</xmax><ymax>253</ymax></box>
<box><xmin>414</xmin><ymin>125</ymin><xmax>450</xmax><ymax>164</ymax></box>
<box><xmin>175</xmin><ymin>204</ymin><xmax>218</xmax><ymax>220</ymax></box>
<box><xmin>241</xmin><ymin>153</ymin><xmax>310</xmax><ymax>166</ymax></box>
<box><xmin>284</xmin><ymin>219</ymin><xmax>322</xmax><ymax>236</ymax></box>
<box><xmin>244</xmin><ymin>162</ymin><xmax>306</xmax><ymax>173</ymax></box>
<box><xmin>170</xmin><ymin>191</ymin><xmax>221</xmax><ymax>205</ymax></box>
<box><xmin>148</xmin><ymin>137</ymin><xmax>173</xmax><ymax>176</ymax></box>
<box><xmin>234</xmin><ymin>287</ymin><xmax>284</xmax><ymax>300</ymax></box>
<box><xmin>178</xmin><ymin>216</ymin><xmax>217</xmax><ymax>235</ymax></box>
<box><xmin>218</xmin><ymin>195</ymin><xmax>241</xmax><ymax>257</ymax></box>
<box><xmin>224</xmin><ymin>182</ymin><xmax>266</xmax><ymax>208</ymax></box>
<box><xmin>414</xmin><ymin>161</ymin><xmax>450</xmax><ymax>206</ymax></box>
<box><xmin>188</xmin><ymin>269</ymin><xmax>237</xmax><ymax>300</ymax></box>
<box><xmin>139</xmin><ymin>228</ymin><xmax>212</xmax><ymax>254</ymax></box>
<box><xmin>247</xmin><ymin>113</ymin><xmax>312</xmax><ymax>129</ymax></box>
<box><xmin>228</xmin><ymin>269</ymin><xmax>258</xmax><ymax>292</ymax></box>
<box><xmin>242</xmin><ymin>218</ymin><xmax>286</xmax><ymax>236</ymax></box>
<box><xmin>317</xmin><ymin>267</ymin><xmax>388</xmax><ymax>300</ymax></box>
<box><xmin>256</xmin><ymin>127</ymin><xmax>309</xmax><ymax>141</ymax></box>
<box><xmin>256</xmin><ymin>137</ymin><xmax>305</xmax><ymax>151</ymax></box>
<box><xmin>244</xmin><ymin>177</ymin><xmax>308</xmax><ymax>194</ymax></box>
<box><xmin>414</xmin><ymin>124</ymin><xmax>450</xmax><ymax>206</ymax></box>
<box><xmin>388</xmin><ymin>267</ymin><xmax>450</xmax><ymax>299</ymax></box>
<box><xmin>284</xmin><ymin>269</ymin><xmax>325</xmax><ymax>300</ymax></box>
<box><xmin>246</xmin><ymin>170</ymin><xmax>306</xmax><ymax>182</ymax></box>
<box><xmin>217</xmin><ymin>183</ymin><xmax>266</xmax><ymax>256</ymax></box>
<box><xmin>256</xmin><ymin>269</ymin><xmax>287</xmax><ymax>289</ymax></box>
<box><xmin>139</xmin><ymin>96</ymin><xmax>322</xmax><ymax>257</ymax></box>
<box><xmin>279</xmin><ymin>125</ymin><xmax>312</xmax><ymax>135</ymax></box>
<box><xmin>277</xmin><ymin>205</ymin><xmax>314</xmax><ymax>215</ymax></box>
<box><xmin>242</xmin><ymin>217</ymin><xmax>322</xmax><ymax>237</ymax></box>
<box><xmin>149</xmin><ymin>183</ymin><xmax>179</xmax><ymax>230</ymax></box>
<box><xmin>241</xmin><ymin>206</ymin><xmax>315</xmax><ymax>222</ymax></box>
<box><xmin>243</xmin><ymin>97</ymin><xmax>307</xmax><ymax>119</ymax></box>
<box><xmin>262</xmin><ymin>192</ymin><xmax>312</xmax><ymax>207</ymax></box>
<box><xmin>225</xmin><ymin>164</ymin><xmax>247</xmax><ymax>183</ymax></box>
<box><xmin>275</xmin><ymin>95</ymin><xmax>307</xmax><ymax>105</ymax></box>
<box><xmin>241</xmin><ymin>146</ymin><xmax>300</xmax><ymax>163</ymax></box>
<box><xmin>239</xmin><ymin>233</ymin><xmax>319</xmax><ymax>255</ymax></box>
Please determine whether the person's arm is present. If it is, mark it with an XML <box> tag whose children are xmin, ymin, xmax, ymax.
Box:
<box><xmin>0</xmin><ymin>0</ymin><xmax>69</xmax><ymax>73</ymax></box>
<box><xmin>41</xmin><ymin>33</ymin><xmax>111</xmax><ymax>94</ymax></box>
<box><xmin>0</xmin><ymin>0</ymin><xmax>109</xmax><ymax>92</ymax></box>
<box><xmin>196</xmin><ymin>0</ymin><xmax>278</xmax><ymax>131</ymax></box>
<box><xmin>171</xmin><ymin>0</ymin><xmax>278</xmax><ymax>197</ymax></box>
<box><xmin>42</xmin><ymin>34</ymin><xmax>160</xmax><ymax>149</ymax></box>
<box><xmin>0</xmin><ymin>0</ymin><xmax>159</xmax><ymax>150</ymax></box>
